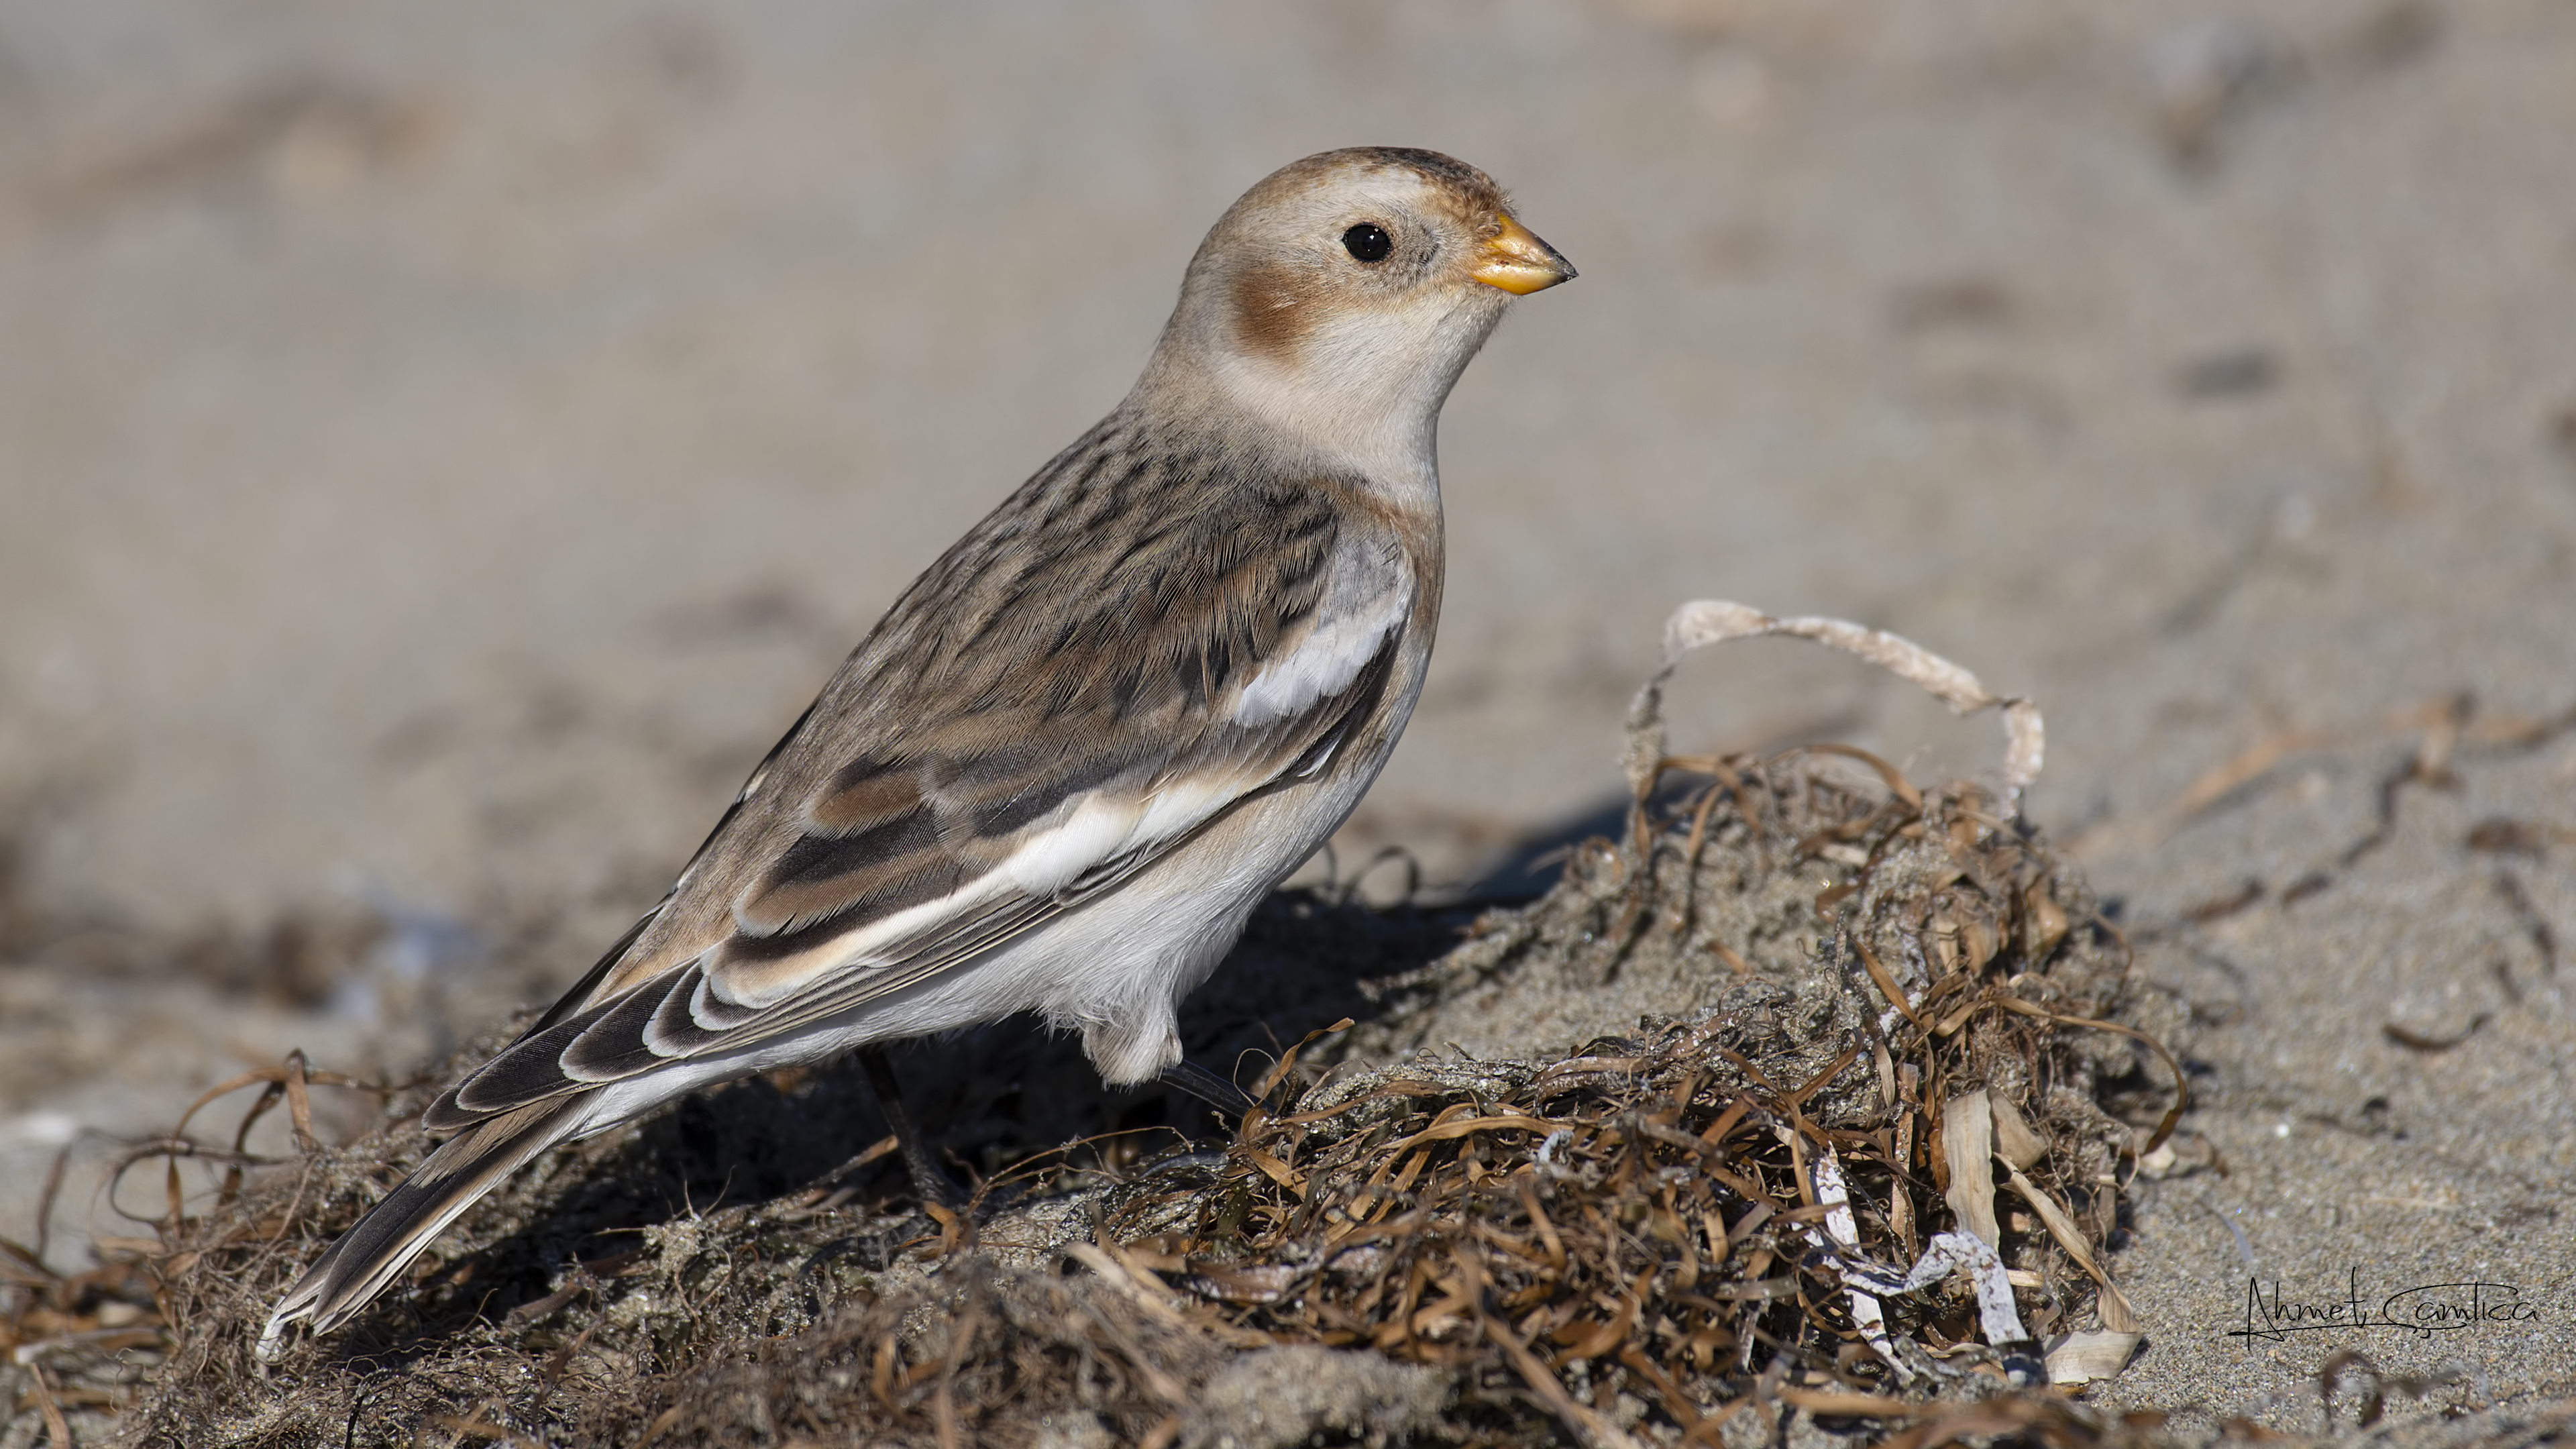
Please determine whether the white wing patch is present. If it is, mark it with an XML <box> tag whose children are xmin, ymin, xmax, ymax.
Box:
<box><xmin>1000</xmin><ymin>795</ymin><xmax>1146</xmax><ymax>895</ymax></box>
<box><xmin>706</xmin><ymin>769</ymin><xmax>1269</xmax><ymax>1015</ymax></box>
<box><xmin>1232</xmin><ymin>539</ymin><xmax>1411</xmax><ymax>728</ymax></box>
<box><xmin>714</xmin><ymin>868</ymin><xmax>1020</xmax><ymax>1008</ymax></box>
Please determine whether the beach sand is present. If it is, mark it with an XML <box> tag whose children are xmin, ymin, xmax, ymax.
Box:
<box><xmin>2</xmin><ymin>0</ymin><xmax>2571</xmax><ymax>1437</ymax></box>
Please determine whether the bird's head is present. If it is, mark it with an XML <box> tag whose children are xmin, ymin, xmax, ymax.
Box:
<box><xmin>1144</xmin><ymin>147</ymin><xmax>1574</xmax><ymax>487</ymax></box>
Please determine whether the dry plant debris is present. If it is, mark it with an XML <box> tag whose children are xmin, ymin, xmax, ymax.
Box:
<box><xmin>9</xmin><ymin>608</ymin><xmax>2200</xmax><ymax>1447</ymax></box>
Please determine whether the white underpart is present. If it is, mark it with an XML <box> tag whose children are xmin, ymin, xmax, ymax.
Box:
<box><xmin>586</xmin><ymin>771</ymin><xmax>1364</xmax><ymax>1122</ymax></box>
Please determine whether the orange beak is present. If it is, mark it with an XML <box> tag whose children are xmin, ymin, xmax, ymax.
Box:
<box><xmin>1470</xmin><ymin>215</ymin><xmax>1576</xmax><ymax>295</ymax></box>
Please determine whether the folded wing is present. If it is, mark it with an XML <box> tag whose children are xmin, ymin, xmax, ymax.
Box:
<box><xmin>427</xmin><ymin>469</ymin><xmax>1412</xmax><ymax>1134</ymax></box>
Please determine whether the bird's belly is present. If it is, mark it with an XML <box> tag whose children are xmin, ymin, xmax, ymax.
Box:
<box><xmin>847</xmin><ymin>763</ymin><xmax>1378</xmax><ymax>1038</ymax></box>
<box><xmin>745</xmin><ymin>737</ymin><xmax>1391</xmax><ymax>1084</ymax></box>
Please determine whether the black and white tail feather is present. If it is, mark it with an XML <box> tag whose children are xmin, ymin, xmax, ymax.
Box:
<box><xmin>258</xmin><ymin>1098</ymin><xmax>590</xmax><ymax>1357</ymax></box>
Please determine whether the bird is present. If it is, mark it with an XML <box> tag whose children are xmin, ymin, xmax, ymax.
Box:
<box><xmin>259</xmin><ymin>145</ymin><xmax>1573</xmax><ymax>1354</ymax></box>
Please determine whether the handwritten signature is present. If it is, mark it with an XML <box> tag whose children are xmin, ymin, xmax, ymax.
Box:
<box><xmin>2229</xmin><ymin>1269</ymin><xmax>2542</xmax><ymax>1345</ymax></box>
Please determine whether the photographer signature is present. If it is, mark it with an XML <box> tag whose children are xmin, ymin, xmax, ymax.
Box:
<box><xmin>2229</xmin><ymin>1269</ymin><xmax>2543</xmax><ymax>1345</ymax></box>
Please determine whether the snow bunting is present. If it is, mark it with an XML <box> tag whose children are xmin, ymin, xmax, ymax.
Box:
<box><xmin>262</xmin><ymin>146</ymin><xmax>1572</xmax><ymax>1351</ymax></box>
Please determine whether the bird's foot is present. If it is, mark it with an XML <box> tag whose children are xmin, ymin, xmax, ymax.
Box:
<box><xmin>857</xmin><ymin>1045</ymin><xmax>969</xmax><ymax>1210</ymax></box>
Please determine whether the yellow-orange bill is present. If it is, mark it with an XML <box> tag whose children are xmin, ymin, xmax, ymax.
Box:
<box><xmin>1471</xmin><ymin>215</ymin><xmax>1576</xmax><ymax>294</ymax></box>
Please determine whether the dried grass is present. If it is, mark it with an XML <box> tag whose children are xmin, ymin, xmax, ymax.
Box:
<box><xmin>0</xmin><ymin>741</ymin><xmax>2192</xmax><ymax>1448</ymax></box>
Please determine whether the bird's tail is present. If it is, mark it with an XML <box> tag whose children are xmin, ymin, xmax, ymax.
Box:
<box><xmin>258</xmin><ymin>1094</ymin><xmax>592</xmax><ymax>1360</ymax></box>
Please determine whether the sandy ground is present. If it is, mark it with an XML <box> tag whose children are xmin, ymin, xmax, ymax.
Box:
<box><xmin>2</xmin><ymin>0</ymin><xmax>2573</xmax><ymax>1436</ymax></box>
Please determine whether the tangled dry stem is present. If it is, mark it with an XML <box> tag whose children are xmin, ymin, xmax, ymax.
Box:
<box><xmin>11</xmin><ymin>749</ymin><xmax>2194</xmax><ymax>1448</ymax></box>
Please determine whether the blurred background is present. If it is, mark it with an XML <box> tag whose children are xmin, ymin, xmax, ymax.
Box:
<box><xmin>3</xmin><ymin>0</ymin><xmax>2574</xmax><ymax>1334</ymax></box>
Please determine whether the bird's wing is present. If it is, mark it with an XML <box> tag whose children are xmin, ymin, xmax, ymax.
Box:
<box><xmin>426</xmin><ymin>473</ymin><xmax>1413</xmax><ymax>1132</ymax></box>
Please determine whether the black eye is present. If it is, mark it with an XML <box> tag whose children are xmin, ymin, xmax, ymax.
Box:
<box><xmin>1342</xmin><ymin>223</ymin><xmax>1392</xmax><ymax>262</ymax></box>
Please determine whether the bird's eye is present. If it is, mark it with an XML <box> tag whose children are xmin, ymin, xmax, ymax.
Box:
<box><xmin>1342</xmin><ymin>223</ymin><xmax>1393</xmax><ymax>262</ymax></box>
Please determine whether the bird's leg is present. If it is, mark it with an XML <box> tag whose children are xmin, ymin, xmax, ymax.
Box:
<box><xmin>1161</xmin><ymin>1057</ymin><xmax>1260</xmax><ymax>1120</ymax></box>
<box><xmin>858</xmin><ymin>1045</ymin><xmax>967</xmax><ymax>1209</ymax></box>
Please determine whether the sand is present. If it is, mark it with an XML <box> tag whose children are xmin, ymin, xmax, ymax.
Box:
<box><xmin>1</xmin><ymin>0</ymin><xmax>2573</xmax><ymax>1439</ymax></box>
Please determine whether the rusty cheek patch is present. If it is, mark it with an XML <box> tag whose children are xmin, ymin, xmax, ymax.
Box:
<box><xmin>1230</xmin><ymin>262</ymin><xmax>1324</xmax><ymax>362</ymax></box>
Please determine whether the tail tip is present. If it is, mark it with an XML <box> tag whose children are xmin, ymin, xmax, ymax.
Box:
<box><xmin>257</xmin><ymin>1277</ymin><xmax>329</xmax><ymax>1364</ymax></box>
<box><xmin>254</xmin><ymin>1308</ymin><xmax>295</xmax><ymax>1364</ymax></box>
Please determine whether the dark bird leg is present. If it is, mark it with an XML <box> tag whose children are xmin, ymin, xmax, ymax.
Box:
<box><xmin>858</xmin><ymin>1045</ymin><xmax>966</xmax><ymax>1209</ymax></box>
<box><xmin>1161</xmin><ymin>1057</ymin><xmax>1260</xmax><ymax>1120</ymax></box>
